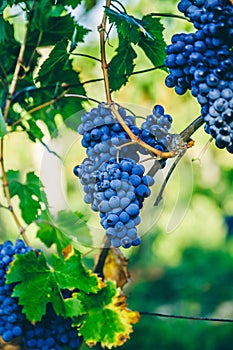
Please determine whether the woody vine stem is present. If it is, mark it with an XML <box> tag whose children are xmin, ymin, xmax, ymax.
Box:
<box><xmin>0</xmin><ymin>2</ymin><xmax>37</xmax><ymax>246</ymax></box>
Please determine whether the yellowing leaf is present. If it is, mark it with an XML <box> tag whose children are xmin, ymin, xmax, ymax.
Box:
<box><xmin>62</xmin><ymin>244</ymin><xmax>74</xmax><ymax>259</ymax></box>
<box><xmin>103</xmin><ymin>248</ymin><xmax>130</xmax><ymax>288</ymax></box>
<box><xmin>74</xmin><ymin>281</ymin><xmax>140</xmax><ymax>348</ymax></box>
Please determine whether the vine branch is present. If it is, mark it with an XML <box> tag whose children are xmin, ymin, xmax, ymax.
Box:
<box><xmin>3</xmin><ymin>0</ymin><xmax>36</xmax><ymax>122</ymax></box>
<box><xmin>153</xmin><ymin>115</ymin><xmax>205</xmax><ymax>204</ymax></box>
<box><xmin>26</xmin><ymin>90</ymin><xmax>69</xmax><ymax>115</ymax></box>
<box><xmin>98</xmin><ymin>0</ymin><xmax>113</xmax><ymax>103</ymax></box>
<box><xmin>0</xmin><ymin>1</ymin><xmax>35</xmax><ymax>246</ymax></box>
<box><xmin>180</xmin><ymin>115</ymin><xmax>204</xmax><ymax>142</ymax></box>
<box><xmin>0</xmin><ymin>139</ymin><xmax>30</xmax><ymax>245</ymax></box>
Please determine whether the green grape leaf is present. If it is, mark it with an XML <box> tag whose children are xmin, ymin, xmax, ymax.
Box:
<box><xmin>31</xmin><ymin>0</ymin><xmax>53</xmax><ymax>32</ymax></box>
<box><xmin>70</xmin><ymin>24</ymin><xmax>90</xmax><ymax>52</ymax></box>
<box><xmin>24</xmin><ymin>119</ymin><xmax>44</xmax><ymax>143</ymax></box>
<box><xmin>36</xmin><ymin>39</ymin><xmax>69</xmax><ymax>84</ymax></box>
<box><xmin>74</xmin><ymin>281</ymin><xmax>140</xmax><ymax>348</ymax></box>
<box><xmin>6</xmin><ymin>251</ymin><xmax>64</xmax><ymax>321</ymax></box>
<box><xmin>6</xmin><ymin>170</ymin><xmax>47</xmax><ymax>224</ymax></box>
<box><xmin>0</xmin><ymin>109</ymin><xmax>7</xmax><ymax>137</ymax></box>
<box><xmin>108</xmin><ymin>37</ymin><xmax>137</xmax><ymax>91</ymax></box>
<box><xmin>52</xmin><ymin>251</ymin><xmax>101</xmax><ymax>293</ymax></box>
<box><xmin>29</xmin><ymin>13</ymin><xmax>89</xmax><ymax>47</ymax></box>
<box><xmin>0</xmin><ymin>21</ymin><xmax>20</xmax><ymax>76</ymax></box>
<box><xmin>105</xmin><ymin>7</ymin><xmax>153</xmax><ymax>44</ymax></box>
<box><xmin>138</xmin><ymin>15</ymin><xmax>166</xmax><ymax>68</ymax></box>
<box><xmin>43</xmin><ymin>18</ymin><xmax>89</xmax><ymax>46</ymax></box>
<box><xmin>64</xmin><ymin>297</ymin><xmax>84</xmax><ymax>318</ymax></box>
<box><xmin>0</xmin><ymin>16</ymin><xmax>7</xmax><ymax>43</ymax></box>
<box><xmin>36</xmin><ymin>210</ymin><xmax>92</xmax><ymax>254</ymax></box>
<box><xmin>6</xmin><ymin>250</ymin><xmax>100</xmax><ymax>322</ymax></box>
<box><xmin>55</xmin><ymin>0</ymin><xmax>82</xmax><ymax>7</ymax></box>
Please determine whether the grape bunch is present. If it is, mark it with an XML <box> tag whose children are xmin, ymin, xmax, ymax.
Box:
<box><xmin>178</xmin><ymin>0</ymin><xmax>233</xmax><ymax>32</ymax></box>
<box><xmin>74</xmin><ymin>104</ymin><xmax>175</xmax><ymax>248</ymax></box>
<box><xmin>0</xmin><ymin>239</ymin><xmax>32</xmax><ymax>343</ymax></box>
<box><xmin>22</xmin><ymin>309</ymin><xmax>81</xmax><ymax>350</ymax></box>
<box><xmin>75</xmin><ymin>157</ymin><xmax>154</xmax><ymax>248</ymax></box>
<box><xmin>164</xmin><ymin>0</ymin><xmax>233</xmax><ymax>152</ymax></box>
<box><xmin>0</xmin><ymin>240</ymin><xmax>81</xmax><ymax>349</ymax></box>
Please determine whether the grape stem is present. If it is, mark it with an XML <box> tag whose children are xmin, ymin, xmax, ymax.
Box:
<box><xmin>110</xmin><ymin>103</ymin><xmax>176</xmax><ymax>158</ymax></box>
<box><xmin>179</xmin><ymin>115</ymin><xmax>204</xmax><ymax>142</ymax></box>
<box><xmin>154</xmin><ymin>149</ymin><xmax>186</xmax><ymax>206</ymax></box>
<box><xmin>10</xmin><ymin>90</ymin><xmax>71</xmax><ymax>127</ymax></box>
<box><xmin>98</xmin><ymin>0</ymin><xmax>113</xmax><ymax>103</ymax></box>
<box><xmin>153</xmin><ymin>115</ymin><xmax>205</xmax><ymax>205</ymax></box>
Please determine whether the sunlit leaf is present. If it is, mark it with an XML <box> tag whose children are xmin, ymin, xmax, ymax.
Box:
<box><xmin>6</xmin><ymin>170</ymin><xmax>47</xmax><ymax>224</ymax></box>
<box><xmin>75</xmin><ymin>281</ymin><xmax>140</xmax><ymax>348</ymax></box>
<box><xmin>6</xmin><ymin>250</ymin><xmax>100</xmax><ymax>322</ymax></box>
<box><xmin>36</xmin><ymin>210</ymin><xmax>92</xmax><ymax>254</ymax></box>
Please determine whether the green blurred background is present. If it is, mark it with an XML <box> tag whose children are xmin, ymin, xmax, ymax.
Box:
<box><xmin>1</xmin><ymin>0</ymin><xmax>233</xmax><ymax>349</ymax></box>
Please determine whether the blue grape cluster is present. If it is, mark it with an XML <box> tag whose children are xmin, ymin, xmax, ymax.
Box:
<box><xmin>0</xmin><ymin>239</ymin><xmax>32</xmax><ymax>343</ymax></box>
<box><xmin>77</xmin><ymin>103</ymin><xmax>138</xmax><ymax>165</ymax></box>
<box><xmin>0</xmin><ymin>240</ymin><xmax>81</xmax><ymax>349</ymax></box>
<box><xmin>178</xmin><ymin>0</ymin><xmax>233</xmax><ymax>33</ymax></box>
<box><xmin>75</xmin><ymin>158</ymin><xmax>154</xmax><ymax>248</ymax></box>
<box><xmin>164</xmin><ymin>0</ymin><xmax>233</xmax><ymax>152</ymax></box>
<box><xmin>22</xmin><ymin>308</ymin><xmax>81</xmax><ymax>350</ymax></box>
<box><xmin>74</xmin><ymin>104</ymin><xmax>176</xmax><ymax>248</ymax></box>
<box><xmin>141</xmin><ymin>104</ymin><xmax>174</xmax><ymax>151</ymax></box>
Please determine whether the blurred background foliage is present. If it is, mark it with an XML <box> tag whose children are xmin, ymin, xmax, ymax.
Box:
<box><xmin>1</xmin><ymin>0</ymin><xmax>233</xmax><ymax>349</ymax></box>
